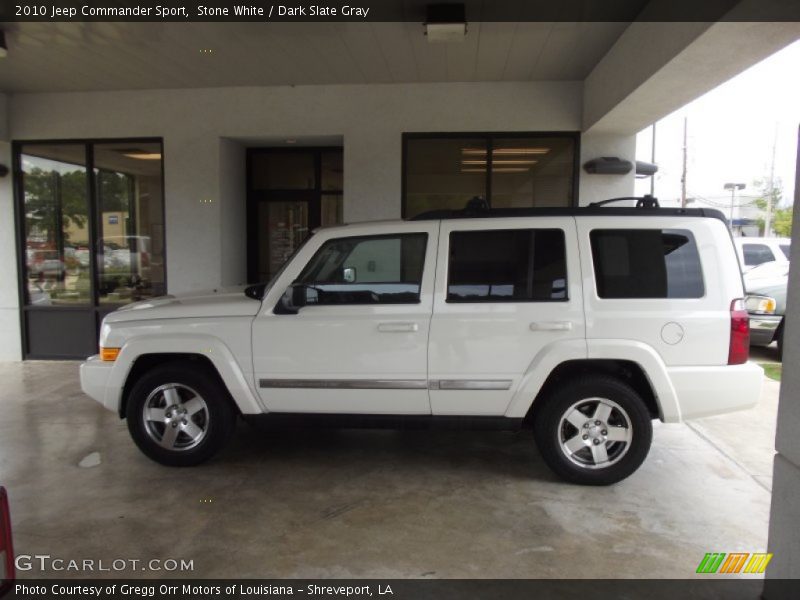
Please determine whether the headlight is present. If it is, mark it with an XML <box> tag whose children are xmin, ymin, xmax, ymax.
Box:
<box><xmin>745</xmin><ymin>295</ymin><xmax>777</xmax><ymax>314</ymax></box>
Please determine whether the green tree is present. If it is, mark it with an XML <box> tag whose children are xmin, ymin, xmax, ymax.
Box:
<box><xmin>772</xmin><ymin>206</ymin><xmax>793</xmax><ymax>238</ymax></box>
<box><xmin>752</xmin><ymin>177</ymin><xmax>784</xmax><ymax>236</ymax></box>
<box><xmin>24</xmin><ymin>167</ymin><xmax>88</xmax><ymax>244</ymax></box>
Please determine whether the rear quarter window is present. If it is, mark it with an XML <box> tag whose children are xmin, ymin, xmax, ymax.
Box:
<box><xmin>590</xmin><ymin>229</ymin><xmax>704</xmax><ymax>299</ymax></box>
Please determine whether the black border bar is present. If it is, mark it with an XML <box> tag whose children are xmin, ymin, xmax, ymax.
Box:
<box><xmin>2</xmin><ymin>0</ymin><xmax>800</xmax><ymax>23</ymax></box>
<box><xmin>6</xmin><ymin>579</ymin><xmax>800</xmax><ymax>600</ymax></box>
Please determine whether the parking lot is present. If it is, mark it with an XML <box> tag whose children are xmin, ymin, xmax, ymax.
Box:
<box><xmin>0</xmin><ymin>354</ymin><xmax>779</xmax><ymax>579</ymax></box>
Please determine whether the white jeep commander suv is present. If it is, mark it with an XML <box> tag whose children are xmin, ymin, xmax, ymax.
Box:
<box><xmin>80</xmin><ymin>198</ymin><xmax>762</xmax><ymax>485</ymax></box>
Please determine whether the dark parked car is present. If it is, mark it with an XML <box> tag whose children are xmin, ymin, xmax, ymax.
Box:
<box><xmin>745</xmin><ymin>261</ymin><xmax>789</xmax><ymax>359</ymax></box>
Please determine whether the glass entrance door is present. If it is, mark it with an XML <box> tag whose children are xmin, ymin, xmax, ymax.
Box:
<box><xmin>257</xmin><ymin>200</ymin><xmax>310</xmax><ymax>283</ymax></box>
<box><xmin>247</xmin><ymin>148</ymin><xmax>343</xmax><ymax>282</ymax></box>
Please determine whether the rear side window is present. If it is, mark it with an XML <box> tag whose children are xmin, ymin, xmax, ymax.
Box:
<box><xmin>590</xmin><ymin>229</ymin><xmax>704</xmax><ymax>299</ymax></box>
<box><xmin>779</xmin><ymin>244</ymin><xmax>791</xmax><ymax>260</ymax></box>
<box><xmin>742</xmin><ymin>243</ymin><xmax>776</xmax><ymax>266</ymax></box>
<box><xmin>447</xmin><ymin>229</ymin><xmax>567</xmax><ymax>302</ymax></box>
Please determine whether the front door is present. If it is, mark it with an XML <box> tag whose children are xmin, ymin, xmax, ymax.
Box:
<box><xmin>251</xmin><ymin>222</ymin><xmax>439</xmax><ymax>414</ymax></box>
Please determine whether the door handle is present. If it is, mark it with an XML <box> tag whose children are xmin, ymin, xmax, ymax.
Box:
<box><xmin>530</xmin><ymin>321</ymin><xmax>573</xmax><ymax>331</ymax></box>
<box><xmin>378</xmin><ymin>322</ymin><xmax>419</xmax><ymax>333</ymax></box>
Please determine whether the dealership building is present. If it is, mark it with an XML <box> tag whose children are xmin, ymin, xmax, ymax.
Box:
<box><xmin>1</xmin><ymin>13</ymin><xmax>800</xmax><ymax>583</ymax></box>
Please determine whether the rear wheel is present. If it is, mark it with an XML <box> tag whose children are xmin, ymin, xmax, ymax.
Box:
<box><xmin>126</xmin><ymin>362</ymin><xmax>236</xmax><ymax>466</ymax></box>
<box><xmin>776</xmin><ymin>321</ymin><xmax>784</xmax><ymax>361</ymax></box>
<box><xmin>534</xmin><ymin>376</ymin><xmax>652</xmax><ymax>485</ymax></box>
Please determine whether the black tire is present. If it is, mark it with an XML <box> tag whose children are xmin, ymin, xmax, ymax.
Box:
<box><xmin>776</xmin><ymin>321</ymin><xmax>784</xmax><ymax>362</ymax></box>
<box><xmin>533</xmin><ymin>376</ymin><xmax>653</xmax><ymax>485</ymax></box>
<box><xmin>126</xmin><ymin>362</ymin><xmax>236</xmax><ymax>466</ymax></box>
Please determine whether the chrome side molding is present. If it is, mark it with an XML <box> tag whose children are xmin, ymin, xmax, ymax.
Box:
<box><xmin>259</xmin><ymin>379</ymin><xmax>428</xmax><ymax>390</ymax></box>
<box><xmin>259</xmin><ymin>379</ymin><xmax>513</xmax><ymax>391</ymax></box>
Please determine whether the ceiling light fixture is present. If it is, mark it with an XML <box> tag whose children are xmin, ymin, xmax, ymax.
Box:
<box><xmin>424</xmin><ymin>3</ymin><xmax>467</xmax><ymax>43</ymax></box>
<box><xmin>461</xmin><ymin>167</ymin><xmax>530</xmax><ymax>173</ymax></box>
<box><xmin>461</xmin><ymin>148</ymin><xmax>550</xmax><ymax>156</ymax></box>
<box><xmin>123</xmin><ymin>152</ymin><xmax>162</xmax><ymax>160</ymax></box>
<box><xmin>462</xmin><ymin>159</ymin><xmax>538</xmax><ymax>166</ymax></box>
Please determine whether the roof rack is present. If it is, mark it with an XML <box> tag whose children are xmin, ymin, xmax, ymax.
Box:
<box><xmin>410</xmin><ymin>195</ymin><xmax>726</xmax><ymax>223</ymax></box>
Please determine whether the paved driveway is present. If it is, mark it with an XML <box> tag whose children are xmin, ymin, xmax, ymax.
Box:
<box><xmin>0</xmin><ymin>360</ymin><xmax>778</xmax><ymax>579</ymax></box>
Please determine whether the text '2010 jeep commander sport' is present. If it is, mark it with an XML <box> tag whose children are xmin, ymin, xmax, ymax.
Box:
<box><xmin>80</xmin><ymin>200</ymin><xmax>763</xmax><ymax>485</ymax></box>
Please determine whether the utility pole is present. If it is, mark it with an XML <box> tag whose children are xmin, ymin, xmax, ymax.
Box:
<box><xmin>650</xmin><ymin>122</ymin><xmax>657</xmax><ymax>196</ymax></box>
<box><xmin>764</xmin><ymin>123</ymin><xmax>777</xmax><ymax>237</ymax></box>
<box><xmin>724</xmin><ymin>182</ymin><xmax>746</xmax><ymax>232</ymax></box>
<box><xmin>680</xmin><ymin>116</ymin><xmax>688</xmax><ymax>208</ymax></box>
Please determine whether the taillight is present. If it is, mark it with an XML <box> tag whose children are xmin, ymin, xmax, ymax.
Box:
<box><xmin>141</xmin><ymin>251</ymin><xmax>150</xmax><ymax>268</ymax></box>
<box><xmin>728</xmin><ymin>298</ymin><xmax>750</xmax><ymax>365</ymax></box>
<box><xmin>0</xmin><ymin>487</ymin><xmax>14</xmax><ymax>596</ymax></box>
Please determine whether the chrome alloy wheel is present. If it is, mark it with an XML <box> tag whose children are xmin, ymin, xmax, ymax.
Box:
<box><xmin>557</xmin><ymin>397</ymin><xmax>633</xmax><ymax>469</ymax></box>
<box><xmin>142</xmin><ymin>383</ymin><xmax>209</xmax><ymax>451</ymax></box>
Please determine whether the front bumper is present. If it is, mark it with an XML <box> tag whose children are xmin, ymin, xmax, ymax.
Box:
<box><xmin>748</xmin><ymin>314</ymin><xmax>782</xmax><ymax>346</ymax></box>
<box><xmin>79</xmin><ymin>355</ymin><xmax>116</xmax><ymax>412</ymax></box>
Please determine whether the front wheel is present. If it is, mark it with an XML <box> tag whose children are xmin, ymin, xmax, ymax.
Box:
<box><xmin>126</xmin><ymin>362</ymin><xmax>236</xmax><ymax>466</ymax></box>
<box><xmin>533</xmin><ymin>376</ymin><xmax>652</xmax><ymax>485</ymax></box>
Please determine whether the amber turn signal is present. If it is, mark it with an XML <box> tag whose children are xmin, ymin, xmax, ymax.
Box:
<box><xmin>101</xmin><ymin>347</ymin><xmax>120</xmax><ymax>362</ymax></box>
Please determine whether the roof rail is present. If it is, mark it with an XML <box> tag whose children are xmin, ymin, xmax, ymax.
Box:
<box><xmin>409</xmin><ymin>197</ymin><xmax>727</xmax><ymax>223</ymax></box>
<box><xmin>589</xmin><ymin>194</ymin><xmax>660</xmax><ymax>208</ymax></box>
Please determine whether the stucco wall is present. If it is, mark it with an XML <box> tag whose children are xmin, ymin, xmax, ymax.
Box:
<box><xmin>764</xmin><ymin>128</ymin><xmax>800</xmax><ymax>593</ymax></box>
<box><xmin>0</xmin><ymin>81</ymin><xmax>636</xmax><ymax>360</ymax></box>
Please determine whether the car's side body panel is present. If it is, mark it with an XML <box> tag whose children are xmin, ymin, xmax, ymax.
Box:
<box><xmin>576</xmin><ymin>216</ymin><xmax>742</xmax><ymax>367</ymax></box>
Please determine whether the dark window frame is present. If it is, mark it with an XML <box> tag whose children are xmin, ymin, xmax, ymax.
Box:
<box><xmin>589</xmin><ymin>228</ymin><xmax>706</xmax><ymax>300</ymax></box>
<box><xmin>445</xmin><ymin>228</ymin><xmax>569</xmax><ymax>304</ymax></box>
<box><xmin>12</xmin><ymin>137</ymin><xmax>166</xmax><ymax>359</ymax></box>
<box><xmin>401</xmin><ymin>131</ymin><xmax>580</xmax><ymax>219</ymax></box>
<box><xmin>295</xmin><ymin>232</ymin><xmax>429</xmax><ymax>306</ymax></box>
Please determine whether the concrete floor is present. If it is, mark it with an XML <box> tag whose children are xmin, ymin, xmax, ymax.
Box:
<box><xmin>0</xmin><ymin>356</ymin><xmax>780</xmax><ymax>579</ymax></box>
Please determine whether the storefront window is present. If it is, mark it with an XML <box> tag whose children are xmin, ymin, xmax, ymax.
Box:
<box><xmin>94</xmin><ymin>142</ymin><xmax>166</xmax><ymax>304</ymax></box>
<box><xmin>21</xmin><ymin>144</ymin><xmax>90</xmax><ymax>305</ymax></box>
<box><xmin>403</xmin><ymin>134</ymin><xmax>577</xmax><ymax>218</ymax></box>
<box><xmin>17</xmin><ymin>139</ymin><xmax>166</xmax><ymax>358</ymax></box>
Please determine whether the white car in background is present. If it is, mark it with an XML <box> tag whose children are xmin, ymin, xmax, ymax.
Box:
<box><xmin>734</xmin><ymin>237</ymin><xmax>790</xmax><ymax>272</ymax></box>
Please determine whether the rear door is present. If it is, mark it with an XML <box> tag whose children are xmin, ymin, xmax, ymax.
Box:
<box><xmin>428</xmin><ymin>217</ymin><xmax>584</xmax><ymax>415</ymax></box>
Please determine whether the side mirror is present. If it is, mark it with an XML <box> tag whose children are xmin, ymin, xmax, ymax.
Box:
<box><xmin>343</xmin><ymin>267</ymin><xmax>357</xmax><ymax>283</ymax></box>
<box><xmin>275</xmin><ymin>283</ymin><xmax>307</xmax><ymax>315</ymax></box>
<box><xmin>291</xmin><ymin>283</ymin><xmax>307</xmax><ymax>308</ymax></box>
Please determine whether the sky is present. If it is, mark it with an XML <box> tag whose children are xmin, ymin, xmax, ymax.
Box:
<box><xmin>634</xmin><ymin>39</ymin><xmax>800</xmax><ymax>213</ymax></box>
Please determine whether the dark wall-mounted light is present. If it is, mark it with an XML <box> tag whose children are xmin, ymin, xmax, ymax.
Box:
<box><xmin>635</xmin><ymin>160</ymin><xmax>658</xmax><ymax>178</ymax></box>
<box><xmin>583</xmin><ymin>156</ymin><xmax>633</xmax><ymax>175</ymax></box>
<box><xmin>0</xmin><ymin>31</ymin><xmax>7</xmax><ymax>58</ymax></box>
<box><xmin>424</xmin><ymin>3</ymin><xmax>467</xmax><ymax>42</ymax></box>
<box><xmin>0</xmin><ymin>165</ymin><xmax>9</xmax><ymax>178</ymax></box>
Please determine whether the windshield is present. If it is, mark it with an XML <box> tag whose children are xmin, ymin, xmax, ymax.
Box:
<box><xmin>245</xmin><ymin>233</ymin><xmax>314</xmax><ymax>300</ymax></box>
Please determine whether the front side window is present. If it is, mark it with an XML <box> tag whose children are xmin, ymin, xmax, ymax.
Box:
<box><xmin>296</xmin><ymin>233</ymin><xmax>427</xmax><ymax>305</ymax></box>
<box><xmin>742</xmin><ymin>243</ymin><xmax>776</xmax><ymax>267</ymax></box>
<box><xmin>590</xmin><ymin>229</ymin><xmax>704</xmax><ymax>299</ymax></box>
<box><xmin>447</xmin><ymin>229</ymin><xmax>567</xmax><ymax>302</ymax></box>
